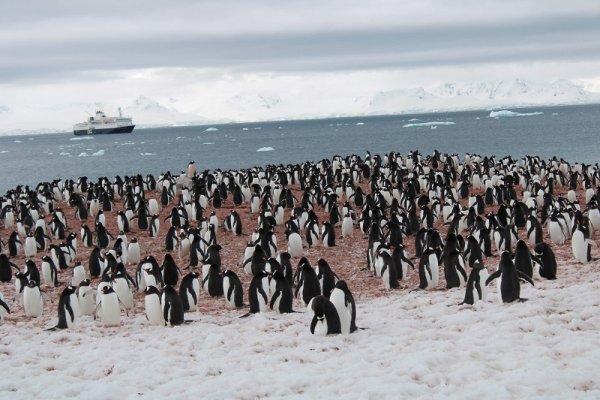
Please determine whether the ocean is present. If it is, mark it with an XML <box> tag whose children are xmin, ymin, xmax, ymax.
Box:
<box><xmin>0</xmin><ymin>104</ymin><xmax>598</xmax><ymax>192</ymax></box>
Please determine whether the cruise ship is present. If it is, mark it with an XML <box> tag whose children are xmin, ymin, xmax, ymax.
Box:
<box><xmin>73</xmin><ymin>108</ymin><xmax>135</xmax><ymax>135</ymax></box>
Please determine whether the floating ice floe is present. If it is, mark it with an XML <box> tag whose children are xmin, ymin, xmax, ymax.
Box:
<box><xmin>78</xmin><ymin>152</ymin><xmax>88</xmax><ymax>157</ymax></box>
<box><xmin>402</xmin><ymin>121</ymin><xmax>456</xmax><ymax>128</ymax></box>
<box><xmin>140</xmin><ymin>152</ymin><xmax>156</xmax><ymax>156</ymax></box>
<box><xmin>204</xmin><ymin>127</ymin><xmax>219</xmax><ymax>132</ymax></box>
<box><xmin>257</xmin><ymin>147</ymin><xmax>275</xmax><ymax>152</ymax></box>
<box><xmin>203</xmin><ymin>142</ymin><xmax>214</xmax><ymax>145</ymax></box>
<box><xmin>92</xmin><ymin>150</ymin><xmax>105</xmax><ymax>156</ymax></box>
<box><xmin>408</xmin><ymin>118</ymin><xmax>420</xmax><ymax>122</ymax></box>
<box><xmin>356</xmin><ymin>122</ymin><xmax>365</xmax><ymax>126</ymax></box>
<box><xmin>489</xmin><ymin>110</ymin><xmax>544</xmax><ymax>118</ymax></box>
<box><xmin>69</xmin><ymin>136</ymin><xmax>93</xmax><ymax>141</ymax></box>
<box><xmin>13</xmin><ymin>140</ymin><xmax>22</xmax><ymax>143</ymax></box>
<box><xmin>59</xmin><ymin>152</ymin><xmax>70</xmax><ymax>156</ymax></box>
<box><xmin>0</xmin><ymin>150</ymin><xmax>8</xmax><ymax>154</ymax></box>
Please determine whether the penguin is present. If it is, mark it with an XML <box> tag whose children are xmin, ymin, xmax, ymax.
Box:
<box><xmin>305</xmin><ymin>220</ymin><xmax>319</xmax><ymax>248</ymax></box>
<box><xmin>14</xmin><ymin>272</ymin><xmax>28</xmax><ymax>304</ymax></box>
<box><xmin>0</xmin><ymin>292</ymin><xmax>10</xmax><ymax>322</ymax></box>
<box><xmin>222</xmin><ymin>269</ymin><xmax>244</xmax><ymax>308</ymax></box>
<box><xmin>23</xmin><ymin>280</ymin><xmax>43</xmax><ymax>317</ymax></box>
<box><xmin>485</xmin><ymin>251</ymin><xmax>535</xmax><ymax>303</ymax></box>
<box><xmin>53</xmin><ymin>286</ymin><xmax>79</xmax><ymax>329</ymax></box>
<box><xmin>24</xmin><ymin>259</ymin><xmax>41</xmax><ymax>286</ymax></box>
<box><xmin>295</xmin><ymin>258</ymin><xmax>321</xmax><ymax>306</ymax></box>
<box><xmin>534</xmin><ymin>242</ymin><xmax>557</xmax><ymax>280</ymax></box>
<box><xmin>88</xmin><ymin>246</ymin><xmax>104</xmax><ymax>278</ymax></box>
<box><xmin>179</xmin><ymin>271</ymin><xmax>200</xmax><ymax>312</ymax></box>
<box><xmin>112</xmin><ymin>270</ymin><xmax>134</xmax><ymax>310</ymax></box>
<box><xmin>458</xmin><ymin>262</ymin><xmax>489</xmax><ymax>305</ymax></box>
<box><xmin>96</xmin><ymin>285</ymin><xmax>121</xmax><ymax>326</ymax></box>
<box><xmin>71</xmin><ymin>261</ymin><xmax>87</xmax><ymax>287</ymax></box>
<box><xmin>276</xmin><ymin>252</ymin><xmax>294</xmax><ymax>288</ymax></box>
<box><xmin>376</xmin><ymin>245</ymin><xmax>399</xmax><ymax>289</ymax></box>
<box><xmin>40</xmin><ymin>256</ymin><xmax>59</xmax><ymax>287</ymax></box>
<box><xmin>127</xmin><ymin>238</ymin><xmax>141</xmax><ymax>265</ymax></box>
<box><xmin>116</xmin><ymin>211</ymin><xmax>130</xmax><ymax>234</ymax></box>
<box><xmin>513</xmin><ymin>239</ymin><xmax>541</xmax><ymax>279</ymax></box>
<box><xmin>418</xmin><ymin>247</ymin><xmax>440</xmax><ymax>290</ymax></box>
<box><xmin>463</xmin><ymin>235</ymin><xmax>483</xmax><ymax>269</ymax></box>
<box><xmin>248</xmin><ymin>269</ymin><xmax>270</xmax><ymax>314</ymax></box>
<box><xmin>526</xmin><ymin>215</ymin><xmax>544</xmax><ymax>247</ymax></box>
<box><xmin>144</xmin><ymin>285</ymin><xmax>165</xmax><ymax>326</ymax></box>
<box><xmin>201</xmin><ymin>263</ymin><xmax>224</xmax><ymax>297</ymax></box>
<box><xmin>77</xmin><ymin>279</ymin><xmax>96</xmax><ymax>316</ymax></box>
<box><xmin>321</xmin><ymin>221</ymin><xmax>336</xmax><ymax>247</ymax></box>
<box><xmin>149</xmin><ymin>215</ymin><xmax>160</xmax><ymax>238</ymax></box>
<box><xmin>548</xmin><ymin>212</ymin><xmax>567</xmax><ymax>245</ymax></box>
<box><xmin>269</xmin><ymin>268</ymin><xmax>294</xmax><ymax>313</ymax></box>
<box><xmin>80</xmin><ymin>224</ymin><xmax>93</xmax><ymax>247</ymax></box>
<box><xmin>309</xmin><ymin>295</ymin><xmax>341</xmax><ymax>336</ymax></box>
<box><xmin>8</xmin><ymin>231</ymin><xmax>21</xmax><ymax>257</ymax></box>
<box><xmin>162</xmin><ymin>253</ymin><xmax>181</xmax><ymax>286</ymax></box>
<box><xmin>392</xmin><ymin>244</ymin><xmax>414</xmax><ymax>281</ymax></box>
<box><xmin>329</xmin><ymin>280</ymin><xmax>357</xmax><ymax>334</ymax></box>
<box><xmin>96</xmin><ymin>223</ymin><xmax>112</xmax><ymax>249</ymax></box>
<box><xmin>0</xmin><ymin>254</ymin><xmax>20</xmax><ymax>283</ymax></box>
<box><xmin>165</xmin><ymin>226</ymin><xmax>179</xmax><ymax>251</ymax></box>
<box><xmin>23</xmin><ymin>234</ymin><xmax>37</xmax><ymax>258</ymax></box>
<box><xmin>286</xmin><ymin>228</ymin><xmax>303</xmax><ymax>258</ymax></box>
<box><xmin>572</xmin><ymin>224</ymin><xmax>594</xmax><ymax>264</ymax></box>
<box><xmin>442</xmin><ymin>247</ymin><xmax>467</xmax><ymax>290</ymax></box>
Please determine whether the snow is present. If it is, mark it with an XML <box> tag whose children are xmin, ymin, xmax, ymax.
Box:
<box><xmin>256</xmin><ymin>147</ymin><xmax>275</xmax><ymax>152</ymax></box>
<box><xmin>1</xmin><ymin>259</ymin><xmax>600</xmax><ymax>399</ymax></box>
<box><xmin>489</xmin><ymin>110</ymin><xmax>544</xmax><ymax>118</ymax></box>
<box><xmin>403</xmin><ymin>121</ymin><xmax>456</xmax><ymax>128</ymax></box>
<box><xmin>203</xmin><ymin>127</ymin><xmax>219</xmax><ymax>132</ymax></box>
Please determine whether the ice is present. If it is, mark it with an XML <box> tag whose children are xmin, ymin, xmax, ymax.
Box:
<box><xmin>356</xmin><ymin>122</ymin><xmax>365</xmax><ymax>126</ymax></box>
<box><xmin>140</xmin><ymin>153</ymin><xmax>156</xmax><ymax>156</ymax></box>
<box><xmin>0</xmin><ymin>150</ymin><xmax>8</xmax><ymax>154</ymax></box>
<box><xmin>202</xmin><ymin>142</ymin><xmax>214</xmax><ymax>145</ymax></box>
<box><xmin>92</xmin><ymin>150</ymin><xmax>105</xmax><ymax>156</ymax></box>
<box><xmin>59</xmin><ymin>152</ymin><xmax>70</xmax><ymax>156</ymax></box>
<box><xmin>69</xmin><ymin>137</ymin><xmax>94</xmax><ymax>141</ymax></box>
<box><xmin>204</xmin><ymin>127</ymin><xmax>219</xmax><ymax>132</ymax></box>
<box><xmin>257</xmin><ymin>147</ymin><xmax>275</xmax><ymax>152</ymax></box>
<box><xmin>13</xmin><ymin>140</ymin><xmax>22</xmax><ymax>143</ymax></box>
<box><xmin>77</xmin><ymin>152</ymin><xmax>89</xmax><ymax>157</ymax></box>
<box><xmin>489</xmin><ymin>110</ymin><xmax>544</xmax><ymax>118</ymax></box>
<box><xmin>402</xmin><ymin>121</ymin><xmax>456</xmax><ymax>128</ymax></box>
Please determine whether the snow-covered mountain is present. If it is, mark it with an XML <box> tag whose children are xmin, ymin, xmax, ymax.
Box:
<box><xmin>366</xmin><ymin>79</ymin><xmax>600</xmax><ymax>115</ymax></box>
<box><xmin>122</xmin><ymin>96</ymin><xmax>208</xmax><ymax>128</ymax></box>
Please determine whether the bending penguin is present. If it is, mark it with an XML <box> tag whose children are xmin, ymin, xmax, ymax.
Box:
<box><xmin>329</xmin><ymin>280</ymin><xmax>357</xmax><ymax>334</ymax></box>
<box><xmin>309</xmin><ymin>295</ymin><xmax>341</xmax><ymax>336</ymax></box>
<box><xmin>485</xmin><ymin>251</ymin><xmax>535</xmax><ymax>303</ymax></box>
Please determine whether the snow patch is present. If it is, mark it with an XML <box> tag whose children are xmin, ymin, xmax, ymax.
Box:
<box><xmin>256</xmin><ymin>147</ymin><xmax>275</xmax><ymax>152</ymax></box>
<box><xmin>403</xmin><ymin>121</ymin><xmax>456</xmax><ymax>128</ymax></box>
<box><xmin>489</xmin><ymin>110</ymin><xmax>544</xmax><ymax>119</ymax></box>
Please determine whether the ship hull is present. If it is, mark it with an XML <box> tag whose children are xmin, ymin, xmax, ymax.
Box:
<box><xmin>73</xmin><ymin>125</ymin><xmax>135</xmax><ymax>136</ymax></box>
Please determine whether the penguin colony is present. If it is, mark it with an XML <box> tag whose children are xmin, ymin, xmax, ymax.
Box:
<box><xmin>0</xmin><ymin>151</ymin><xmax>598</xmax><ymax>334</ymax></box>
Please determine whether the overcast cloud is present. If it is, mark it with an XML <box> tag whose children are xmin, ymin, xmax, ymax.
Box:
<box><xmin>1</xmin><ymin>0</ymin><xmax>600</xmax><ymax>131</ymax></box>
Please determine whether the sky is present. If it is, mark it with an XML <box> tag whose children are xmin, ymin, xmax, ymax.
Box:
<box><xmin>1</xmin><ymin>0</ymin><xmax>600</xmax><ymax>132</ymax></box>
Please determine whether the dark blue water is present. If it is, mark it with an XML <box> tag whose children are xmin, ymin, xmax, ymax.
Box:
<box><xmin>0</xmin><ymin>104</ymin><xmax>598</xmax><ymax>192</ymax></box>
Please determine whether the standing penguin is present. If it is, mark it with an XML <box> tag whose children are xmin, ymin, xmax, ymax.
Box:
<box><xmin>309</xmin><ymin>295</ymin><xmax>341</xmax><ymax>336</ymax></box>
<box><xmin>24</xmin><ymin>259</ymin><xmax>41</xmax><ymax>286</ymax></box>
<box><xmin>96</xmin><ymin>285</ymin><xmax>121</xmax><ymax>326</ymax></box>
<box><xmin>392</xmin><ymin>244</ymin><xmax>414</xmax><ymax>281</ymax></box>
<box><xmin>316</xmin><ymin>258</ymin><xmax>339</xmax><ymax>296</ymax></box>
<box><xmin>376</xmin><ymin>246</ymin><xmax>399</xmax><ymax>289</ymax></box>
<box><xmin>305</xmin><ymin>219</ymin><xmax>319</xmax><ymax>248</ymax></box>
<box><xmin>222</xmin><ymin>269</ymin><xmax>244</xmax><ymax>308</ymax></box>
<box><xmin>149</xmin><ymin>215</ymin><xmax>160</xmax><ymax>238</ymax></box>
<box><xmin>0</xmin><ymin>254</ymin><xmax>20</xmax><ymax>283</ymax></box>
<box><xmin>269</xmin><ymin>268</ymin><xmax>294</xmax><ymax>313</ymax></box>
<box><xmin>329</xmin><ymin>280</ymin><xmax>357</xmax><ymax>334</ymax></box>
<box><xmin>513</xmin><ymin>240</ymin><xmax>541</xmax><ymax>279</ymax></box>
<box><xmin>418</xmin><ymin>247</ymin><xmax>440</xmax><ymax>290</ymax></box>
<box><xmin>88</xmin><ymin>246</ymin><xmax>104</xmax><ymax>278</ymax></box>
<box><xmin>286</xmin><ymin>228</ymin><xmax>304</xmax><ymax>258</ymax></box>
<box><xmin>295</xmin><ymin>258</ymin><xmax>321</xmax><ymax>306</ymax></box>
<box><xmin>144</xmin><ymin>285</ymin><xmax>165</xmax><ymax>326</ymax></box>
<box><xmin>71</xmin><ymin>261</ymin><xmax>87</xmax><ymax>287</ymax></box>
<box><xmin>53</xmin><ymin>286</ymin><xmax>79</xmax><ymax>329</ymax></box>
<box><xmin>321</xmin><ymin>221</ymin><xmax>336</xmax><ymax>247</ymax></box>
<box><xmin>0</xmin><ymin>292</ymin><xmax>10</xmax><ymax>322</ymax></box>
<box><xmin>77</xmin><ymin>279</ymin><xmax>96</xmax><ymax>316</ymax></box>
<box><xmin>458</xmin><ymin>262</ymin><xmax>489</xmax><ymax>305</ymax></box>
<box><xmin>442</xmin><ymin>247</ymin><xmax>467</xmax><ymax>289</ymax></box>
<box><xmin>80</xmin><ymin>224</ymin><xmax>93</xmax><ymax>248</ymax></box>
<box><xmin>127</xmin><ymin>238</ymin><xmax>141</xmax><ymax>265</ymax></box>
<box><xmin>179</xmin><ymin>271</ymin><xmax>200</xmax><ymax>312</ymax></box>
<box><xmin>23</xmin><ymin>280</ymin><xmax>43</xmax><ymax>317</ymax></box>
<box><xmin>486</xmin><ymin>251</ymin><xmax>535</xmax><ymax>303</ymax></box>
<box><xmin>162</xmin><ymin>253</ymin><xmax>181</xmax><ymax>286</ymax></box>
<box><xmin>202</xmin><ymin>247</ymin><xmax>224</xmax><ymax>297</ymax></box>
<box><xmin>162</xmin><ymin>285</ymin><xmax>184</xmax><ymax>326</ymax></box>
<box><xmin>572</xmin><ymin>224</ymin><xmax>594</xmax><ymax>264</ymax></box>
<box><xmin>248</xmin><ymin>269</ymin><xmax>270</xmax><ymax>314</ymax></box>
<box><xmin>534</xmin><ymin>242</ymin><xmax>557</xmax><ymax>280</ymax></box>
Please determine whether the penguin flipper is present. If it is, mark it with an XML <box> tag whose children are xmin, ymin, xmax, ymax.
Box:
<box><xmin>517</xmin><ymin>270</ymin><xmax>535</xmax><ymax>286</ymax></box>
<box><xmin>485</xmin><ymin>270</ymin><xmax>501</xmax><ymax>286</ymax></box>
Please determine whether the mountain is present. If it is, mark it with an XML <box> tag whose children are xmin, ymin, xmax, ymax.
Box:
<box><xmin>123</xmin><ymin>96</ymin><xmax>208</xmax><ymax>127</ymax></box>
<box><xmin>366</xmin><ymin>79</ymin><xmax>600</xmax><ymax>115</ymax></box>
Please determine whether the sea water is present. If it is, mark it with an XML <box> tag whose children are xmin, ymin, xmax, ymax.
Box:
<box><xmin>0</xmin><ymin>104</ymin><xmax>598</xmax><ymax>192</ymax></box>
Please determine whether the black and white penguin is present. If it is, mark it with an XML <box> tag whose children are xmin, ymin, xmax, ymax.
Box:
<box><xmin>0</xmin><ymin>292</ymin><xmax>10</xmax><ymax>322</ymax></box>
<box><xmin>149</xmin><ymin>215</ymin><xmax>160</xmax><ymax>238</ymax></box>
<box><xmin>112</xmin><ymin>270</ymin><xmax>134</xmax><ymax>311</ymax></box>
<box><xmin>24</xmin><ymin>259</ymin><xmax>41</xmax><ymax>286</ymax></box>
<box><xmin>513</xmin><ymin>240</ymin><xmax>541</xmax><ymax>279</ymax></box>
<box><xmin>0</xmin><ymin>254</ymin><xmax>20</xmax><ymax>283</ymax></box>
<box><xmin>23</xmin><ymin>233</ymin><xmax>37</xmax><ymax>258</ymax></box>
<box><xmin>95</xmin><ymin>223</ymin><xmax>112</xmax><ymax>249</ymax></box>
<box><xmin>40</xmin><ymin>256</ymin><xmax>59</xmax><ymax>288</ymax></box>
<box><xmin>80</xmin><ymin>224</ymin><xmax>93</xmax><ymax>248</ymax></box>
<box><xmin>572</xmin><ymin>224</ymin><xmax>594</xmax><ymax>264</ymax></box>
<box><xmin>117</xmin><ymin>211</ymin><xmax>130</xmax><ymax>234</ymax></box>
<box><xmin>248</xmin><ymin>269</ymin><xmax>270</xmax><ymax>314</ymax></box>
<box><xmin>202</xmin><ymin>263</ymin><xmax>223</xmax><ymax>297</ymax></box>
<box><xmin>77</xmin><ymin>279</ymin><xmax>96</xmax><ymax>316</ymax></box>
<box><xmin>376</xmin><ymin>246</ymin><xmax>399</xmax><ymax>289</ymax></box>
<box><xmin>316</xmin><ymin>258</ymin><xmax>338</xmax><ymax>296</ymax></box>
<box><xmin>309</xmin><ymin>295</ymin><xmax>341</xmax><ymax>336</ymax></box>
<box><xmin>222</xmin><ymin>269</ymin><xmax>244</xmax><ymax>308</ymax></box>
<box><xmin>127</xmin><ymin>237</ymin><xmax>141</xmax><ymax>266</ymax></box>
<box><xmin>54</xmin><ymin>286</ymin><xmax>79</xmax><ymax>329</ymax></box>
<box><xmin>295</xmin><ymin>258</ymin><xmax>321</xmax><ymax>306</ymax></box>
<box><xmin>23</xmin><ymin>280</ymin><xmax>43</xmax><ymax>317</ymax></box>
<box><xmin>88</xmin><ymin>246</ymin><xmax>104</xmax><ymax>278</ymax></box>
<box><xmin>162</xmin><ymin>253</ymin><xmax>181</xmax><ymax>286</ymax></box>
<box><xmin>329</xmin><ymin>280</ymin><xmax>357</xmax><ymax>334</ymax></box>
<box><xmin>179</xmin><ymin>271</ymin><xmax>200</xmax><ymax>312</ymax></box>
<box><xmin>442</xmin><ymin>241</ymin><xmax>467</xmax><ymax>289</ymax></box>
<box><xmin>286</xmin><ymin>228</ymin><xmax>304</xmax><ymax>258</ymax></box>
<box><xmin>71</xmin><ymin>261</ymin><xmax>87</xmax><ymax>287</ymax></box>
<box><xmin>526</xmin><ymin>214</ymin><xmax>544</xmax><ymax>247</ymax></box>
<box><xmin>144</xmin><ymin>285</ymin><xmax>165</xmax><ymax>326</ymax></box>
<box><xmin>321</xmin><ymin>221</ymin><xmax>336</xmax><ymax>247</ymax></box>
<box><xmin>458</xmin><ymin>262</ymin><xmax>489</xmax><ymax>305</ymax></box>
<box><xmin>269</xmin><ymin>268</ymin><xmax>294</xmax><ymax>313</ymax></box>
<box><xmin>534</xmin><ymin>242</ymin><xmax>557</xmax><ymax>280</ymax></box>
<box><xmin>305</xmin><ymin>219</ymin><xmax>319</xmax><ymax>248</ymax></box>
<box><xmin>162</xmin><ymin>285</ymin><xmax>185</xmax><ymax>326</ymax></box>
<box><xmin>8</xmin><ymin>231</ymin><xmax>21</xmax><ymax>257</ymax></box>
<box><xmin>418</xmin><ymin>247</ymin><xmax>440</xmax><ymax>290</ymax></box>
<box><xmin>486</xmin><ymin>251</ymin><xmax>534</xmax><ymax>303</ymax></box>
<box><xmin>392</xmin><ymin>244</ymin><xmax>414</xmax><ymax>281</ymax></box>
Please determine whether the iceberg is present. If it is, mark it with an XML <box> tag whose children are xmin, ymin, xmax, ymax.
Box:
<box><xmin>356</xmin><ymin>122</ymin><xmax>365</xmax><ymax>126</ymax></box>
<box><xmin>69</xmin><ymin>136</ymin><xmax>93</xmax><ymax>141</ymax></box>
<box><xmin>92</xmin><ymin>150</ymin><xmax>105</xmax><ymax>156</ymax></box>
<box><xmin>402</xmin><ymin>121</ymin><xmax>456</xmax><ymax>128</ymax></box>
<box><xmin>257</xmin><ymin>147</ymin><xmax>274</xmax><ymax>152</ymax></box>
<box><xmin>489</xmin><ymin>110</ymin><xmax>543</xmax><ymax>118</ymax></box>
<box><xmin>140</xmin><ymin>152</ymin><xmax>156</xmax><ymax>156</ymax></box>
<box><xmin>78</xmin><ymin>152</ymin><xmax>89</xmax><ymax>157</ymax></box>
<box><xmin>204</xmin><ymin>127</ymin><xmax>219</xmax><ymax>132</ymax></box>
